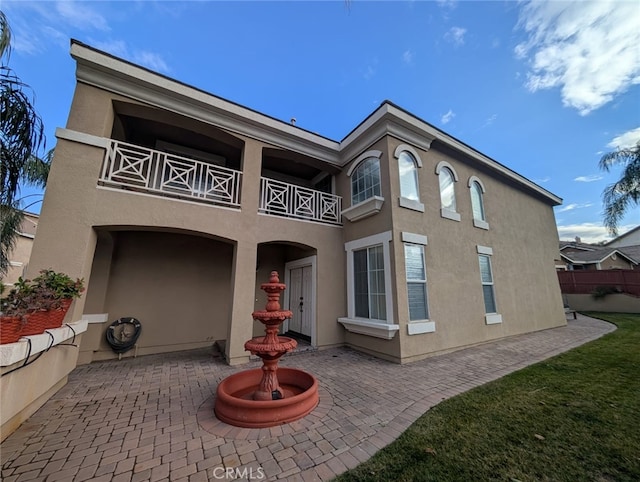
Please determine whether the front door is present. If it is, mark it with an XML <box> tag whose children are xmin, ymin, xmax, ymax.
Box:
<box><xmin>288</xmin><ymin>265</ymin><xmax>313</xmax><ymax>338</ymax></box>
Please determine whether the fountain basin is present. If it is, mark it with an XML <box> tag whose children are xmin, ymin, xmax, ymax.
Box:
<box><xmin>214</xmin><ymin>367</ymin><xmax>319</xmax><ymax>428</ymax></box>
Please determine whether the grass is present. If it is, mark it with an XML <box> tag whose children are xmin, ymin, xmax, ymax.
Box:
<box><xmin>335</xmin><ymin>312</ymin><xmax>640</xmax><ymax>482</ymax></box>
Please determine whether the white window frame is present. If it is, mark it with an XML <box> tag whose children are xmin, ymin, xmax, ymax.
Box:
<box><xmin>469</xmin><ymin>176</ymin><xmax>489</xmax><ymax>230</ymax></box>
<box><xmin>338</xmin><ymin>231</ymin><xmax>399</xmax><ymax>340</ymax></box>
<box><xmin>435</xmin><ymin>161</ymin><xmax>460</xmax><ymax>221</ymax></box>
<box><xmin>401</xmin><ymin>232</ymin><xmax>435</xmax><ymax>335</ymax></box>
<box><xmin>342</xmin><ymin>150</ymin><xmax>385</xmax><ymax>222</ymax></box>
<box><xmin>477</xmin><ymin>245</ymin><xmax>502</xmax><ymax>325</ymax></box>
<box><xmin>394</xmin><ymin>144</ymin><xmax>424</xmax><ymax>212</ymax></box>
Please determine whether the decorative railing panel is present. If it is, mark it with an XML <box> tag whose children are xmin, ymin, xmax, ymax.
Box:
<box><xmin>100</xmin><ymin>140</ymin><xmax>242</xmax><ymax>208</ymax></box>
<box><xmin>260</xmin><ymin>177</ymin><xmax>342</xmax><ymax>225</ymax></box>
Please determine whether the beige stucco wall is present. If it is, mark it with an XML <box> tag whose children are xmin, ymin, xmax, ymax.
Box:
<box><xmin>384</xmin><ymin>137</ymin><xmax>565</xmax><ymax>363</ymax></box>
<box><xmin>28</xmin><ymin>84</ymin><xmax>347</xmax><ymax>364</ymax></box>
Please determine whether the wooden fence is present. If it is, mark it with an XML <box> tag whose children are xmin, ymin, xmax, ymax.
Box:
<box><xmin>557</xmin><ymin>269</ymin><xmax>640</xmax><ymax>297</ymax></box>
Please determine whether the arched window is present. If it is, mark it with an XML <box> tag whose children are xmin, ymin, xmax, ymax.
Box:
<box><xmin>471</xmin><ymin>181</ymin><xmax>485</xmax><ymax>220</ymax></box>
<box><xmin>351</xmin><ymin>157</ymin><xmax>381</xmax><ymax>205</ymax></box>
<box><xmin>469</xmin><ymin>176</ymin><xmax>489</xmax><ymax>229</ymax></box>
<box><xmin>439</xmin><ymin>167</ymin><xmax>456</xmax><ymax>211</ymax></box>
<box><xmin>398</xmin><ymin>151</ymin><xmax>419</xmax><ymax>201</ymax></box>
<box><xmin>435</xmin><ymin>161</ymin><xmax>460</xmax><ymax>221</ymax></box>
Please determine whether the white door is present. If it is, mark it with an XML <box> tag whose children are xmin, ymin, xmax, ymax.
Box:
<box><xmin>288</xmin><ymin>265</ymin><xmax>313</xmax><ymax>337</ymax></box>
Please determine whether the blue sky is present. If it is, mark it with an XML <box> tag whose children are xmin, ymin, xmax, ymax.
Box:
<box><xmin>4</xmin><ymin>0</ymin><xmax>639</xmax><ymax>243</ymax></box>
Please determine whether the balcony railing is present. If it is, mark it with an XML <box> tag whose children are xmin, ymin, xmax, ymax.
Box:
<box><xmin>259</xmin><ymin>177</ymin><xmax>342</xmax><ymax>225</ymax></box>
<box><xmin>100</xmin><ymin>140</ymin><xmax>242</xmax><ymax>208</ymax></box>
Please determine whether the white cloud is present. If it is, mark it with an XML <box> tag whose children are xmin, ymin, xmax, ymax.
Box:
<box><xmin>92</xmin><ymin>40</ymin><xmax>170</xmax><ymax>74</ymax></box>
<box><xmin>557</xmin><ymin>222</ymin><xmax>635</xmax><ymax>244</ymax></box>
<box><xmin>574</xmin><ymin>174</ymin><xmax>603</xmax><ymax>182</ymax></box>
<box><xmin>607</xmin><ymin>127</ymin><xmax>640</xmax><ymax>149</ymax></box>
<box><xmin>55</xmin><ymin>0</ymin><xmax>110</xmax><ymax>31</ymax></box>
<box><xmin>556</xmin><ymin>202</ymin><xmax>593</xmax><ymax>213</ymax></box>
<box><xmin>441</xmin><ymin>109</ymin><xmax>455</xmax><ymax>124</ymax></box>
<box><xmin>483</xmin><ymin>114</ymin><xmax>497</xmax><ymax>127</ymax></box>
<box><xmin>402</xmin><ymin>50</ymin><xmax>414</xmax><ymax>64</ymax></box>
<box><xmin>445</xmin><ymin>27</ymin><xmax>466</xmax><ymax>46</ymax></box>
<box><xmin>515</xmin><ymin>1</ymin><xmax>640</xmax><ymax>115</ymax></box>
<box><xmin>535</xmin><ymin>176</ymin><xmax>551</xmax><ymax>184</ymax></box>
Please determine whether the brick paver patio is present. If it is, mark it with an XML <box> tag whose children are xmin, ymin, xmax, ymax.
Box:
<box><xmin>1</xmin><ymin>314</ymin><xmax>614</xmax><ymax>481</ymax></box>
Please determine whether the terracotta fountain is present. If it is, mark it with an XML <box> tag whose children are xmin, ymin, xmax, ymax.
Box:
<box><xmin>214</xmin><ymin>271</ymin><xmax>319</xmax><ymax>427</ymax></box>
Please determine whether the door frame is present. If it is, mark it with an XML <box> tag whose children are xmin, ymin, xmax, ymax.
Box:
<box><xmin>283</xmin><ymin>255</ymin><xmax>317</xmax><ymax>347</ymax></box>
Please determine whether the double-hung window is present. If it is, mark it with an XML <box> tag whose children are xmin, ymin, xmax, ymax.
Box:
<box><xmin>477</xmin><ymin>245</ymin><xmax>502</xmax><ymax>324</ymax></box>
<box><xmin>479</xmin><ymin>254</ymin><xmax>496</xmax><ymax>313</ymax></box>
<box><xmin>404</xmin><ymin>244</ymin><xmax>429</xmax><ymax>321</ymax></box>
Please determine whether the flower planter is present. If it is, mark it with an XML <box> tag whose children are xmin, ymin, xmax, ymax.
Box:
<box><xmin>21</xmin><ymin>311</ymin><xmax>49</xmax><ymax>336</ymax></box>
<box><xmin>43</xmin><ymin>299</ymin><xmax>72</xmax><ymax>330</ymax></box>
<box><xmin>0</xmin><ymin>316</ymin><xmax>24</xmax><ymax>344</ymax></box>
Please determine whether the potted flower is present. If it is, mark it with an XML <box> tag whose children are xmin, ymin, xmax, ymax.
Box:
<box><xmin>0</xmin><ymin>270</ymin><xmax>84</xmax><ymax>343</ymax></box>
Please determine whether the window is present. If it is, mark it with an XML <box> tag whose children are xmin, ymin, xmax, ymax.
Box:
<box><xmin>342</xmin><ymin>150</ymin><xmax>385</xmax><ymax>222</ymax></box>
<box><xmin>477</xmin><ymin>245</ymin><xmax>501</xmax><ymax>324</ymax></box>
<box><xmin>351</xmin><ymin>157</ymin><xmax>381</xmax><ymax>205</ymax></box>
<box><xmin>394</xmin><ymin>144</ymin><xmax>425</xmax><ymax>212</ymax></box>
<box><xmin>439</xmin><ymin>167</ymin><xmax>456</xmax><ymax>211</ymax></box>
<box><xmin>436</xmin><ymin>161</ymin><xmax>460</xmax><ymax>221</ymax></box>
<box><xmin>339</xmin><ymin>231</ymin><xmax>398</xmax><ymax>339</ymax></box>
<box><xmin>469</xmin><ymin>176</ymin><xmax>489</xmax><ymax>229</ymax></box>
<box><xmin>354</xmin><ymin>245</ymin><xmax>386</xmax><ymax>320</ymax></box>
<box><xmin>404</xmin><ymin>244</ymin><xmax>429</xmax><ymax>321</ymax></box>
<box><xmin>478</xmin><ymin>254</ymin><xmax>496</xmax><ymax>314</ymax></box>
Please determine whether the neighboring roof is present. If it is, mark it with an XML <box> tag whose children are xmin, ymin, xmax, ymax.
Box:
<box><xmin>618</xmin><ymin>245</ymin><xmax>640</xmax><ymax>264</ymax></box>
<box><xmin>604</xmin><ymin>225</ymin><xmax>640</xmax><ymax>247</ymax></box>
<box><xmin>559</xmin><ymin>240</ymin><xmax>598</xmax><ymax>252</ymax></box>
<box><xmin>69</xmin><ymin>39</ymin><xmax>563</xmax><ymax>207</ymax></box>
<box><xmin>560</xmin><ymin>248</ymin><xmax>637</xmax><ymax>265</ymax></box>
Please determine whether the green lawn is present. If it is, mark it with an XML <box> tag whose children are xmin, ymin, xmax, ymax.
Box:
<box><xmin>335</xmin><ymin>313</ymin><xmax>640</xmax><ymax>482</ymax></box>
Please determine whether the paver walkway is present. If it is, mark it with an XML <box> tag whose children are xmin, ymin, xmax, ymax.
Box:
<box><xmin>1</xmin><ymin>314</ymin><xmax>614</xmax><ymax>481</ymax></box>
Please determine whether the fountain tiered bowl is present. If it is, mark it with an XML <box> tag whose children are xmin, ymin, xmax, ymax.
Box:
<box><xmin>214</xmin><ymin>271</ymin><xmax>319</xmax><ymax>428</ymax></box>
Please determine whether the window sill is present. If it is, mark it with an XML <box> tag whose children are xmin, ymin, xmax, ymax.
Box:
<box><xmin>338</xmin><ymin>317</ymin><xmax>399</xmax><ymax>340</ymax></box>
<box><xmin>440</xmin><ymin>208</ymin><xmax>461</xmax><ymax>222</ymax></box>
<box><xmin>399</xmin><ymin>197</ymin><xmax>424</xmax><ymax>212</ymax></box>
<box><xmin>485</xmin><ymin>313</ymin><xmax>503</xmax><ymax>325</ymax></box>
<box><xmin>342</xmin><ymin>196</ymin><xmax>384</xmax><ymax>222</ymax></box>
<box><xmin>473</xmin><ymin>219</ymin><xmax>489</xmax><ymax>230</ymax></box>
<box><xmin>407</xmin><ymin>320</ymin><xmax>435</xmax><ymax>335</ymax></box>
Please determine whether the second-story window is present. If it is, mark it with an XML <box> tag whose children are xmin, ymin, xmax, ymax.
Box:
<box><xmin>439</xmin><ymin>167</ymin><xmax>456</xmax><ymax>211</ymax></box>
<box><xmin>436</xmin><ymin>161</ymin><xmax>460</xmax><ymax>221</ymax></box>
<box><xmin>351</xmin><ymin>157</ymin><xmax>381</xmax><ymax>205</ymax></box>
<box><xmin>398</xmin><ymin>151</ymin><xmax>419</xmax><ymax>201</ymax></box>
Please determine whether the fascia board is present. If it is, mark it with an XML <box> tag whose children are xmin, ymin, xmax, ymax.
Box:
<box><xmin>71</xmin><ymin>42</ymin><xmax>341</xmax><ymax>166</ymax></box>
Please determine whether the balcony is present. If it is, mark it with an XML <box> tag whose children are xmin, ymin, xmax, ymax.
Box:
<box><xmin>100</xmin><ymin>140</ymin><xmax>242</xmax><ymax>208</ymax></box>
<box><xmin>259</xmin><ymin>177</ymin><xmax>342</xmax><ymax>225</ymax></box>
<box><xmin>99</xmin><ymin>140</ymin><xmax>342</xmax><ymax>225</ymax></box>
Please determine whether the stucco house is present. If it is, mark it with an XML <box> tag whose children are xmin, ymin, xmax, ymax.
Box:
<box><xmin>559</xmin><ymin>239</ymin><xmax>637</xmax><ymax>270</ymax></box>
<box><xmin>1</xmin><ymin>212</ymin><xmax>38</xmax><ymax>287</ymax></box>
<box><xmin>26</xmin><ymin>40</ymin><xmax>567</xmax><ymax>366</ymax></box>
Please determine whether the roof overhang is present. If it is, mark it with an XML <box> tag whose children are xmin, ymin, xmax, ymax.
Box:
<box><xmin>70</xmin><ymin>40</ymin><xmax>562</xmax><ymax>206</ymax></box>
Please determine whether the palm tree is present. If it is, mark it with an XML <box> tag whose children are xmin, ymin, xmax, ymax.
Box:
<box><xmin>1</xmin><ymin>11</ymin><xmax>50</xmax><ymax>276</ymax></box>
<box><xmin>599</xmin><ymin>140</ymin><xmax>640</xmax><ymax>235</ymax></box>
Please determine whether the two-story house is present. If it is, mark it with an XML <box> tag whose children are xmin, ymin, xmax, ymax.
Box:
<box><xmin>26</xmin><ymin>40</ymin><xmax>567</xmax><ymax>366</ymax></box>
